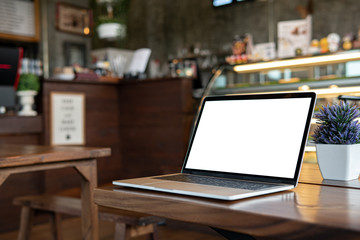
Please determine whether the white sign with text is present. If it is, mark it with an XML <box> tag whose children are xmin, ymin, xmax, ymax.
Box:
<box><xmin>51</xmin><ymin>92</ymin><xmax>85</xmax><ymax>145</ymax></box>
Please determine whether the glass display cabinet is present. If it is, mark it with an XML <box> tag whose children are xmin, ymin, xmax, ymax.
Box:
<box><xmin>203</xmin><ymin>51</ymin><xmax>360</xmax><ymax>163</ymax></box>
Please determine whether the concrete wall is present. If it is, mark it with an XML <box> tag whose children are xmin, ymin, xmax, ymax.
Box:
<box><xmin>126</xmin><ymin>0</ymin><xmax>360</xmax><ymax>64</ymax></box>
<box><xmin>42</xmin><ymin>0</ymin><xmax>91</xmax><ymax>76</ymax></box>
<box><xmin>41</xmin><ymin>0</ymin><xmax>360</xmax><ymax>76</ymax></box>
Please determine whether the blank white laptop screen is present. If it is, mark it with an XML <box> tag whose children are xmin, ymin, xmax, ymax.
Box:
<box><xmin>185</xmin><ymin>97</ymin><xmax>312</xmax><ymax>179</ymax></box>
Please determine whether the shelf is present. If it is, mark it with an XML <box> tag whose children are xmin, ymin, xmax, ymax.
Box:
<box><xmin>212</xmin><ymin>77</ymin><xmax>360</xmax><ymax>95</ymax></box>
<box><xmin>0</xmin><ymin>115</ymin><xmax>42</xmax><ymax>135</ymax></box>
<box><xmin>233</xmin><ymin>51</ymin><xmax>360</xmax><ymax>74</ymax></box>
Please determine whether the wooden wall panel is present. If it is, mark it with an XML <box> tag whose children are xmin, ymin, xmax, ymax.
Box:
<box><xmin>118</xmin><ymin>78</ymin><xmax>196</xmax><ymax>179</ymax></box>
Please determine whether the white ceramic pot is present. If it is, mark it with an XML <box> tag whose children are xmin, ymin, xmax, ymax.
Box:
<box><xmin>17</xmin><ymin>90</ymin><xmax>38</xmax><ymax>116</ymax></box>
<box><xmin>316</xmin><ymin>144</ymin><xmax>360</xmax><ymax>181</ymax></box>
<box><xmin>97</xmin><ymin>23</ymin><xmax>126</xmax><ymax>40</ymax></box>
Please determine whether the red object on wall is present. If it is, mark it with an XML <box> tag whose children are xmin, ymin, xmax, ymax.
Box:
<box><xmin>0</xmin><ymin>47</ymin><xmax>23</xmax><ymax>89</ymax></box>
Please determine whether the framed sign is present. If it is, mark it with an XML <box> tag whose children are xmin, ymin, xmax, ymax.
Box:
<box><xmin>0</xmin><ymin>0</ymin><xmax>40</xmax><ymax>42</ymax></box>
<box><xmin>277</xmin><ymin>16</ymin><xmax>312</xmax><ymax>59</ymax></box>
<box><xmin>56</xmin><ymin>2</ymin><xmax>92</xmax><ymax>36</ymax></box>
<box><xmin>50</xmin><ymin>92</ymin><xmax>85</xmax><ymax>145</ymax></box>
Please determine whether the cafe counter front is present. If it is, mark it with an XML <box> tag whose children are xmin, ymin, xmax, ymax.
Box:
<box><xmin>0</xmin><ymin>77</ymin><xmax>196</xmax><ymax>232</ymax></box>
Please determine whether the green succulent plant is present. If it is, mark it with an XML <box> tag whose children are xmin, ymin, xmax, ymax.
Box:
<box><xmin>17</xmin><ymin>73</ymin><xmax>40</xmax><ymax>92</ymax></box>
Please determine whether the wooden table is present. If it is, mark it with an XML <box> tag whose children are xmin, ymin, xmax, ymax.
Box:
<box><xmin>94</xmin><ymin>163</ymin><xmax>360</xmax><ymax>240</ymax></box>
<box><xmin>299</xmin><ymin>162</ymin><xmax>360</xmax><ymax>189</ymax></box>
<box><xmin>0</xmin><ymin>144</ymin><xmax>111</xmax><ymax>240</ymax></box>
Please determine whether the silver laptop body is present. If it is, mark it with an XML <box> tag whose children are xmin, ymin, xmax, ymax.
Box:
<box><xmin>113</xmin><ymin>92</ymin><xmax>316</xmax><ymax>200</ymax></box>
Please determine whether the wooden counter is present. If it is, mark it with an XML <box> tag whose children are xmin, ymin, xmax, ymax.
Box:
<box><xmin>0</xmin><ymin>77</ymin><xmax>196</xmax><ymax>233</ymax></box>
<box><xmin>117</xmin><ymin>77</ymin><xmax>196</xmax><ymax>178</ymax></box>
<box><xmin>42</xmin><ymin>77</ymin><xmax>196</xmax><ymax>185</ymax></box>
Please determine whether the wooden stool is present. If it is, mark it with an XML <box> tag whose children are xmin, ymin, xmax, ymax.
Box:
<box><xmin>13</xmin><ymin>195</ymin><xmax>164</xmax><ymax>240</ymax></box>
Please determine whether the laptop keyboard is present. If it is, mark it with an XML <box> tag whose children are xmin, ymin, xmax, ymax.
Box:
<box><xmin>154</xmin><ymin>174</ymin><xmax>279</xmax><ymax>190</ymax></box>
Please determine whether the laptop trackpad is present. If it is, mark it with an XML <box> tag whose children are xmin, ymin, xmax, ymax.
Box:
<box><xmin>147</xmin><ymin>180</ymin><xmax>252</xmax><ymax>196</ymax></box>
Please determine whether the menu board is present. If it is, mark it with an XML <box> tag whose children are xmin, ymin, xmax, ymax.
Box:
<box><xmin>0</xmin><ymin>0</ymin><xmax>39</xmax><ymax>42</ymax></box>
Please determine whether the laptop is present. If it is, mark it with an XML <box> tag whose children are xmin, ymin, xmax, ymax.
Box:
<box><xmin>113</xmin><ymin>92</ymin><xmax>316</xmax><ymax>200</ymax></box>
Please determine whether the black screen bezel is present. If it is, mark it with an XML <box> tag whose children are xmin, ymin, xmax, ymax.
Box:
<box><xmin>181</xmin><ymin>92</ymin><xmax>316</xmax><ymax>185</ymax></box>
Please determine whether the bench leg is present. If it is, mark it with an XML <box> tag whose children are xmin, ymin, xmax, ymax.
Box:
<box><xmin>17</xmin><ymin>206</ymin><xmax>33</xmax><ymax>240</ymax></box>
<box><xmin>113</xmin><ymin>223</ymin><xmax>158</xmax><ymax>240</ymax></box>
<box><xmin>48</xmin><ymin>212</ymin><xmax>63</xmax><ymax>240</ymax></box>
<box><xmin>149</xmin><ymin>224</ymin><xmax>159</xmax><ymax>240</ymax></box>
<box><xmin>114</xmin><ymin>222</ymin><xmax>131</xmax><ymax>240</ymax></box>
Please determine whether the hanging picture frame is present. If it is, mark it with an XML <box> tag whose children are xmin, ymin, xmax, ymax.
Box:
<box><xmin>56</xmin><ymin>2</ymin><xmax>92</xmax><ymax>36</ymax></box>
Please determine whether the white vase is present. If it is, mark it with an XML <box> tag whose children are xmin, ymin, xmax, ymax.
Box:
<box><xmin>316</xmin><ymin>144</ymin><xmax>360</xmax><ymax>181</ymax></box>
<box><xmin>97</xmin><ymin>23</ymin><xmax>126</xmax><ymax>40</ymax></box>
<box><xmin>17</xmin><ymin>90</ymin><xmax>38</xmax><ymax>116</ymax></box>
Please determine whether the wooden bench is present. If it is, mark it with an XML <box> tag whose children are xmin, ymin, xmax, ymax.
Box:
<box><xmin>13</xmin><ymin>195</ymin><xmax>164</xmax><ymax>240</ymax></box>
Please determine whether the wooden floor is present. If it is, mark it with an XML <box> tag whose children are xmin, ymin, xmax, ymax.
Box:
<box><xmin>0</xmin><ymin>217</ymin><xmax>224</xmax><ymax>240</ymax></box>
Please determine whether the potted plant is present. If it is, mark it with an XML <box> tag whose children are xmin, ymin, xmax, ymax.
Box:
<box><xmin>16</xmin><ymin>73</ymin><xmax>40</xmax><ymax>116</ymax></box>
<box><xmin>96</xmin><ymin>16</ymin><xmax>126</xmax><ymax>40</ymax></box>
<box><xmin>95</xmin><ymin>0</ymin><xmax>128</xmax><ymax>40</ymax></box>
<box><xmin>312</xmin><ymin>101</ymin><xmax>360</xmax><ymax>180</ymax></box>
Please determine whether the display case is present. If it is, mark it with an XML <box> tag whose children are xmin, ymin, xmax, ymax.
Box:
<box><xmin>204</xmin><ymin>51</ymin><xmax>360</xmax><ymax>163</ymax></box>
